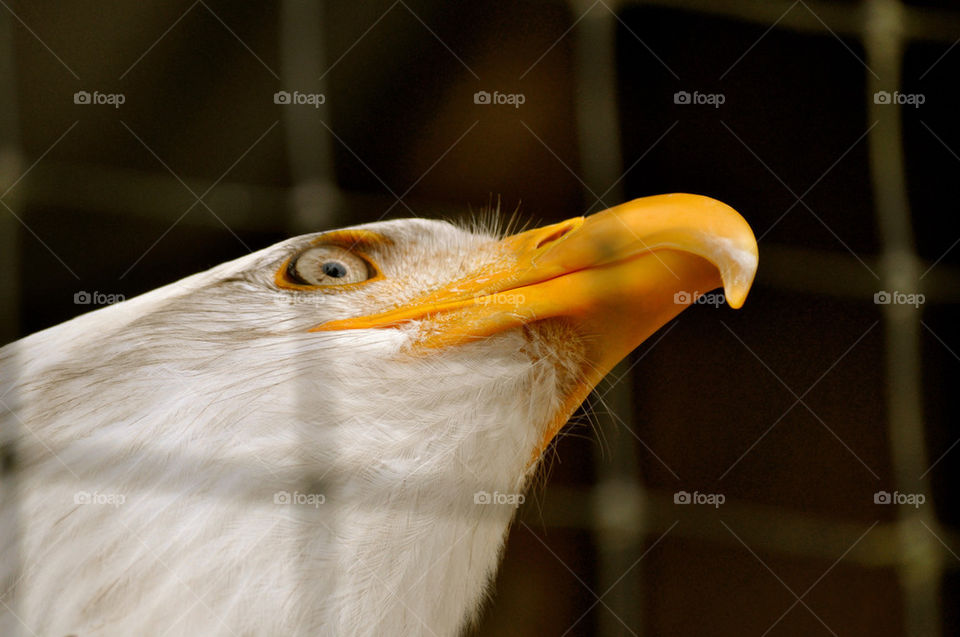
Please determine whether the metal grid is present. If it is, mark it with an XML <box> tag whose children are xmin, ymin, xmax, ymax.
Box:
<box><xmin>0</xmin><ymin>1</ymin><xmax>958</xmax><ymax>635</ymax></box>
<box><xmin>558</xmin><ymin>1</ymin><xmax>960</xmax><ymax>636</ymax></box>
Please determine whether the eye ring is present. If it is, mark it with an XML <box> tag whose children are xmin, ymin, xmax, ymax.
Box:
<box><xmin>276</xmin><ymin>244</ymin><xmax>380</xmax><ymax>290</ymax></box>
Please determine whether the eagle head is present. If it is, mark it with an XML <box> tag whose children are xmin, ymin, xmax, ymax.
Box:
<box><xmin>0</xmin><ymin>193</ymin><xmax>757</xmax><ymax>636</ymax></box>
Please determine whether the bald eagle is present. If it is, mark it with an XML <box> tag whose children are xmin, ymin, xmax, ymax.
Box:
<box><xmin>0</xmin><ymin>194</ymin><xmax>756</xmax><ymax>636</ymax></box>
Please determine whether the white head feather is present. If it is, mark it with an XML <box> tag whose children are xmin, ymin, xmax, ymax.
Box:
<box><xmin>0</xmin><ymin>218</ymin><xmax>585</xmax><ymax>636</ymax></box>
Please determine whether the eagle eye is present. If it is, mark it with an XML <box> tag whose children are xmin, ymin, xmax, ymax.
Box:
<box><xmin>286</xmin><ymin>245</ymin><xmax>373</xmax><ymax>287</ymax></box>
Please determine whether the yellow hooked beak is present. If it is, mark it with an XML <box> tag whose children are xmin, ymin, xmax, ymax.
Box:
<box><xmin>313</xmin><ymin>193</ymin><xmax>758</xmax><ymax>456</ymax></box>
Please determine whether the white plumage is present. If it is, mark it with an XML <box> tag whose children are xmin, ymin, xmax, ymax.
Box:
<box><xmin>0</xmin><ymin>196</ymin><xmax>758</xmax><ymax>636</ymax></box>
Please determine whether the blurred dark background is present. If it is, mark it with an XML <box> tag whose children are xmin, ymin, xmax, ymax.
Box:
<box><xmin>1</xmin><ymin>1</ymin><xmax>959</xmax><ymax>635</ymax></box>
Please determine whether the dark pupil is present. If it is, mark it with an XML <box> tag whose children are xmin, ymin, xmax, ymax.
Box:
<box><xmin>321</xmin><ymin>261</ymin><xmax>347</xmax><ymax>278</ymax></box>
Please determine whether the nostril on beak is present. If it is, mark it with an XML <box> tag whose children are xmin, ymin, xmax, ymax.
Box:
<box><xmin>535</xmin><ymin>221</ymin><xmax>578</xmax><ymax>250</ymax></box>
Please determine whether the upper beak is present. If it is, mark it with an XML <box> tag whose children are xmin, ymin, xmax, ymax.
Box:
<box><xmin>313</xmin><ymin>193</ymin><xmax>758</xmax><ymax>451</ymax></box>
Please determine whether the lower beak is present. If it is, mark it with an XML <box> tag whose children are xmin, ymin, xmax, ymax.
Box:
<box><xmin>313</xmin><ymin>193</ymin><xmax>758</xmax><ymax>454</ymax></box>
